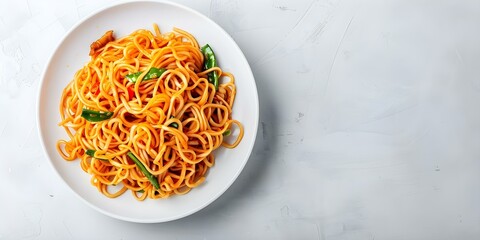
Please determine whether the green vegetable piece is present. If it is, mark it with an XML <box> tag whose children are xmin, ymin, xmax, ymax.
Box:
<box><xmin>127</xmin><ymin>152</ymin><xmax>160</xmax><ymax>190</ymax></box>
<box><xmin>125</xmin><ymin>72</ymin><xmax>142</xmax><ymax>83</ymax></box>
<box><xmin>145</xmin><ymin>67</ymin><xmax>166</xmax><ymax>79</ymax></box>
<box><xmin>201</xmin><ymin>44</ymin><xmax>219</xmax><ymax>90</ymax></box>
<box><xmin>81</xmin><ymin>109</ymin><xmax>113</xmax><ymax>122</ymax></box>
<box><xmin>223</xmin><ymin>129</ymin><xmax>231</xmax><ymax>136</ymax></box>
<box><xmin>85</xmin><ymin>149</ymin><xmax>96</xmax><ymax>157</ymax></box>
<box><xmin>85</xmin><ymin>149</ymin><xmax>108</xmax><ymax>162</ymax></box>
<box><xmin>168</xmin><ymin>116</ymin><xmax>179</xmax><ymax>129</ymax></box>
<box><xmin>126</xmin><ymin>67</ymin><xmax>166</xmax><ymax>83</ymax></box>
<box><xmin>137</xmin><ymin>190</ymin><xmax>145</xmax><ymax>193</ymax></box>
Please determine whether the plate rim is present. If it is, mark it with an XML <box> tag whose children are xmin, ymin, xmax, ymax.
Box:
<box><xmin>36</xmin><ymin>0</ymin><xmax>259</xmax><ymax>223</ymax></box>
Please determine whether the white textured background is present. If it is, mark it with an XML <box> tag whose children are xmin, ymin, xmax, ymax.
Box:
<box><xmin>1</xmin><ymin>0</ymin><xmax>480</xmax><ymax>239</ymax></box>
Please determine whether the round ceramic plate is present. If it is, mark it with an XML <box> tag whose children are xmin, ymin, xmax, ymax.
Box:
<box><xmin>37</xmin><ymin>0</ymin><xmax>258</xmax><ymax>223</ymax></box>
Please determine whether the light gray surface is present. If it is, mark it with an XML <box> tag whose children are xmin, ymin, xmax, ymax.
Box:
<box><xmin>1</xmin><ymin>0</ymin><xmax>479</xmax><ymax>239</ymax></box>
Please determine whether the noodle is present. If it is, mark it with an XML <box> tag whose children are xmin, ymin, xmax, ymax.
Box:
<box><xmin>56</xmin><ymin>24</ymin><xmax>244</xmax><ymax>200</ymax></box>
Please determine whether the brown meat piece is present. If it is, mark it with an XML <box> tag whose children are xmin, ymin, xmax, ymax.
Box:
<box><xmin>89</xmin><ymin>30</ymin><xmax>115</xmax><ymax>56</ymax></box>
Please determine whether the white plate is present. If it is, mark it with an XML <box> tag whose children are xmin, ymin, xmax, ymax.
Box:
<box><xmin>37</xmin><ymin>0</ymin><xmax>258</xmax><ymax>223</ymax></box>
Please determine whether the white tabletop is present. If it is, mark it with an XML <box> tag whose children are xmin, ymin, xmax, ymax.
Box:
<box><xmin>1</xmin><ymin>0</ymin><xmax>479</xmax><ymax>239</ymax></box>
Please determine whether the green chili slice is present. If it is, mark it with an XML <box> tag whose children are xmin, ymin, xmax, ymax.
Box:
<box><xmin>127</xmin><ymin>152</ymin><xmax>160</xmax><ymax>190</ymax></box>
<box><xmin>81</xmin><ymin>109</ymin><xmax>113</xmax><ymax>122</ymax></box>
<box><xmin>85</xmin><ymin>149</ymin><xmax>108</xmax><ymax>162</ymax></box>
<box><xmin>126</xmin><ymin>67</ymin><xmax>166</xmax><ymax>83</ymax></box>
<box><xmin>168</xmin><ymin>116</ymin><xmax>179</xmax><ymax>129</ymax></box>
<box><xmin>223</xmin><ymin>129</ymin><xmax>231</xmax><ymax>136</ymax></box>
<box><xmin>201</xmin><ymin>44</ymin><xmax>219</xmax><ymax>90</ymax></box>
